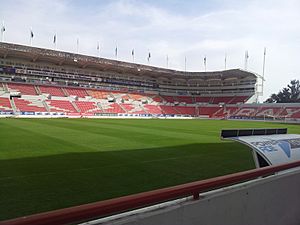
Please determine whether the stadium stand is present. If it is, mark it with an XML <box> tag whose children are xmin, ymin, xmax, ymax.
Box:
<box><xmin>176</xmin><ymin>96</ymin><xmax>194</xmax><ymax>104</ymax></box>
<box><xmin>0</xmin><ymin>83</ymin><xmax>6</xmax><ymax>95</ymax></box>
<box><xmin>40</xmin><ymin>85</ymin><xmax>65</xmax><ymax>97</ymax></box>
<box><xmin>13</xmin><ymin>97</ymin><xmax>46</xmax><ymax>112</ymax></box>
<box><xmin>162</xmin><ymin>96</ymin><xmax>176</xmax><ymax>103</ymax></box>
<box><xmin>87</xmin><ymin>90</ymin><xmax>110</xmax><ymax>99</ymax></box>
<box><xmin>46</xmin><ymin>100</ymin><xmax>77</xmax><ymax>113</ymax></box>
<box><xmin>280</xmin><ymin>107</ymin><xmax>300</xmax><ymax>118</ymax></box>
<box><xmin>213</xmin><ymin>106</ymin><xmax>239</xmax><ymax>118</ymax></box>
<box><xmin>254</xmin><ymin>106</ymin><xmax>283</xmax><ymax>117</ymax></box>
<box><xmin>0</xmin><ymin>81</ymin><xmax>299</xmax><ymax>120</ymax></box>
<box><xmin>128</xmin><ymin>93</ymin><xmax>145</xmax><ymax>101</ymax></box>
<box><xmin>195</xmin><ymin>96</ymin><xmax>212</xmax><ymax>103</ymax></box>
<box><xmin>232</xmin><ymin>106</ymin><xmax>257</xmax><ymax>117</ymax></box>
<box><xmin>230</xmin><ymin>96</ymin><xmax>249</xmax><ymax>104</ymax></box>
<box><xmin>199</xmin><ymin>106</ymin><xmax>220</xmax><ymax>116</ymax></box>
<box><xmin>7</xmin><ymin>83</ymin><xmax>37</xmax><ymax>95</ymax></box>
<box><xmin>175</xmin><ymin>106</ymin><xmax>196</xmax><ymax>116</ymax></box>
<box><xmin>102</xmin><ymin>103</ymin><xmax>125</xmax><ymax>114</ymax></box>
<box><xmin>152</xmin><ymin>95</ymin><xmax>164</xmax><ymax>103</ymax></box>
<box><xmin>0</xmin><ymin>42</ymin><xmax>299</xmax><ymax>120</ymax></box>
<box><xmin>65</xmin><ymin>88</ymin><xmax>88</xmax><ymax>98</ymax></box>
<box><xmin>121</xmin><ymin>103</ymin><xmax>146</xmax><ymax>114</ymax></box>
<box><xmin>144</xmin><ymin>104</ymin><xmax>163</xmax><ymax>114</ymax></box>
<box><xmin>160</xmin><ymin>105</ymin><xmax>179</xmax><ymax>114</ymax></box>
<box><xmin>75</xmin><ymin>101</ymin><xmax>102</xmax><ymax>113</ymax></box>
<box><xmin>0</xmin><ymin>97</ymin><xmax>13</xmax><ymax>111</ymax></box>
<box><xmin>211</xmin><ymin>97</ymin><xmax>233</xmax><ymax>104</ymax></box>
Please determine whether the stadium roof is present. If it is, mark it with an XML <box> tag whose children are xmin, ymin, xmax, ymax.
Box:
<box><xmin>0</xmin><ymin>42</ymin><xmax>257</xmax><ymax>80</ymax></box>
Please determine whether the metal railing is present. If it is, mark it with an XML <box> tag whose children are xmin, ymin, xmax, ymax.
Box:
<box><xmin>2</xmin><ymin>160</ymin><xmax>300</xmax><ymax>225</ymax></box>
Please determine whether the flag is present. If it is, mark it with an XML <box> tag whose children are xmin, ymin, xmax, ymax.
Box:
<box><xmin>131</xmin><ymin>49</ymin><xmax>134</xmax><ymax>56</ymax></box>
<box><xmin>53</xmin><ymin>34</ymin><xmax>56</xmax><ymax>44</ymax></box>
<box><xmin>204</xmin><ymin>56</ymin><xmax>207</xmax><ymax>65</ymax></box>
<box><xmin>264</xmin><ymin>47</ymin><xmax>266</xmax><ymax>56</ymax></box>
<box><xmin>30</xmin><ymin>30</ymin><xmax>34</xmax><ymax>38</ymax></box>
<box><xmin>115</xmin><ymin>46</ymin><xmax>118</xmax><ymax>57</ymax></box>
<box><xmin>245</xmin><ymin>50</ymin><xmax>249</xmax><ymax>59</ymax></box>
<box><xmin>0</xmin><ymin>21</ymin><xmax>5</xmax><ymax>42</ymax></box>
<box><xmin>147</xmin><ymin>52</ymin><xmax>151</xmax><ymax>62</ymax></box>
<box><xmin>97</xmin><ymin>42</ymin><xmax>100</xmax><ymax>51</ymax></box>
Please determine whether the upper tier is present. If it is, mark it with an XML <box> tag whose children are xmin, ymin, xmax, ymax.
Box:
<box><xmin>0</xmin><ymin>42</ymin><xmax>257</xmax><ymax>98</ymax></box>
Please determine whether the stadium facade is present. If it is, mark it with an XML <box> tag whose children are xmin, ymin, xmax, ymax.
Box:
<box><xmin>0</xmin><ymin>42</ymin><xmax>299</xmax><ymax>120</ymax></box>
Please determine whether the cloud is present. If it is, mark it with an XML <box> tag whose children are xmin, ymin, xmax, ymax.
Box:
<box><xmin>0</xmin><ymin>0</ymin><xmax>300</xmax><ymax>101</ymax></box>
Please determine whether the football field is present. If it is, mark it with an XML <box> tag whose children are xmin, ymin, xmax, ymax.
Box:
<box><xmin>0</xmin><ymin>118</ymin><xmax>299</xmax><ymax>220</ymax></box>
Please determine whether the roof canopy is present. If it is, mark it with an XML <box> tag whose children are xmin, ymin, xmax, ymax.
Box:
<box><xmin>0</xmin><ymin>42</ymin><xmax>258</xmax><ymax>80</ymax></box>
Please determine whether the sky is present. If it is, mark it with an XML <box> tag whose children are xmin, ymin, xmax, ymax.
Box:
<box><xmin>0</xmin><ymin>0</ymin><xmax>300</xmax><ymax>101</ymax></box>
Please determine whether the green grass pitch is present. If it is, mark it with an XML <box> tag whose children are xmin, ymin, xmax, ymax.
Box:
<box><xmin>0</xmin><ymin>118</ymin><xmax>299</xmax><ymax>220</ymax></box>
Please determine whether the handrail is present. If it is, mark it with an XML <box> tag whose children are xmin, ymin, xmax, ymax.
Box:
<box><xmin>2</xmin><ymin>160</ymin><xmax>300</xmax><ymax>225</ymax></box>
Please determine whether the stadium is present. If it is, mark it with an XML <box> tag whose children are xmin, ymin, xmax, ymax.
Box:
<box><xmin>0</xmin><ymin>42</ymin><xmax>299</xmax><ymax>120</ymax></box>
<box><xmin>1</xmin><ymin>0</ymin><xmax>300</xmax><ymax>221</ymax></box>
<box><xmin>1</xmin><ymin>40</ymin><xmax>300</xmax><ymax>225</ymax></box>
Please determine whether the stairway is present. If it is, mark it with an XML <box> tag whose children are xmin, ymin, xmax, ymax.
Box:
<box><xmin>34</xmin><ymin>86</ymin><xmax>41</xmax><ymax>95</ymax></box>
<box><xmin>71</xmin><ymin>101</ymin><xmax>80</xmax><ymax>113</ymax></box>
<box><xmin>42</xmin><ymin>100</ymin><xmax>51</xmax><ymax>112</ymax></box>
<box><xmin>9</xmin><ymin>98</ymin><xmax>17</xmax><ymax>113</ymax></box>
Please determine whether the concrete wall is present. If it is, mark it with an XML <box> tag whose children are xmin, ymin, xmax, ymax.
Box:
<box><xmin>84</xmin><ymin>169</ymin><xmax>300</xmax><ymax>225</ymax></box>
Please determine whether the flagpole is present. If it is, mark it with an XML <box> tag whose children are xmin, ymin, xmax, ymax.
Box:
<box><xmin>224</xmin><ymin>53</ymin><xmax>227</xmax><ymax>70</ymax></box>
<box><xmin>244</xmin><ymin>50</ymin><xmax>246</xmax><ymax>70</ymax></box>
<box><xmin>53</xmin><ymin>33</ymin><xmax>57</xmax><ymax>50</ymax></box>
<box><xmin>30</xmin><ymin>27</ymin><xmax>33</xmax><ymax>46</ymax></box>
<box><xmin>147</xmin><ymin>50</ymin><xmax>151</xmax><ymax>65</ymax></box>
<box><xmin>204</xmin><ymin>56</ymin><xmax>207</xmax><ymax>72</ymax></box>
<box><xmin>97</xmin><ymin>42</ymin><xmax>100</xmax><ymax>57</ymax></box>
<box><xmin>131</xmin><ymin>49</ymin><xmax>134</xmax><ymax>62</ymax></box>
<box><xmin>76</xmin><ymin>38</ymin><xmax>79</xmax><ymax>54</ymax></box>
<box><xmin>184</xmin><ymin>56</ymin><xmax>187</xmax><ymax>72</ymax></box>
<box><xmin>262</xmin><ymin>47</ymin><xmax>266</xmax><ymax>79</ymax></box>
<box><xmin>262</xmin><ymin>47</ymin><xmax>266</xmax><ymax>98</ymax></box>
<box><xmin>244</xmin><ymin>50</ymin><xmax>249</xmax><ymax>70</ymax></box>
<box><xmin>1</xmin><ymin>21</ymin><xmax>5</xmax><ymax>42</ymax></box>
<box><xmin>166</xmin><ymin>55</ymin><xmax>169</xmax><ymax>69</ymax></box>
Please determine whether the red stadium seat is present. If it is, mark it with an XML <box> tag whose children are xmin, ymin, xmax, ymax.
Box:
<box><xmin>162</xmin><ymin>96</ymin><xmax>176</xmax><ymax>103</ymax></box>
<box><xmin>46</xmin><ymin>100</ymin><xmax>77</xmax><ymax>112</ymax></box>
<box><xmin>144</xmin><ymin>105</ymin><xmax>163</xmax><ymax>114</ymax></box>
<box><xmin>75</xmin><ymin>101</ymin><xmax>102</xmax><ymax>113</ymax></box>
<box><xmin>40</xmin><ymin>86</ymin><xmax>65</xmax><ymax>97</ymax></box>
<box><xmin>195</xmin><ymin>96</ymin><xmax>212</xmax><ymax>103</ymax></box>
<box><xmin>175</xmin><ymin>106</ymin><xmax>196</xmax><ymax>115</ymax></box>
<box><xmin>0</xmin><ymin>97</ymin><xmax>13</xmax><ymax>111</ymax></box>
<box><xmin>176</xmin><ymin>96</ymin><xmax>194</xmax><ymax>104</ymax></box>
<box><xmin>87</xmin><ymin>90</ymin><xmax>110</xmax><ymax>99</ymax></box>
<box><xmin>13</xmin><ymin>98</ymin><xmax>46</xmax><ymax>112</ymax></box>
<box><xmin>102</xmin><ymin>103</ymin><xmax>125</xmax><ymax>114</ymax></box>
<box><xmin>65</xmin><ymin>88</ymin><xmax>88</xmax><ymax>98</ymax></box>
<box><xmin>8</xmin><ymin>83</ymin><xmax>37</xmax><ymax>95</ymax></box>
<box><xmin>198</xmin><ymin>107</ymin><xmax>220</xmax><ymax>117</ymax></box>
<box><xmin>160</xmin><ymin>105</ymin><xmax>179</xmax><ymax>114</ymax></box>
